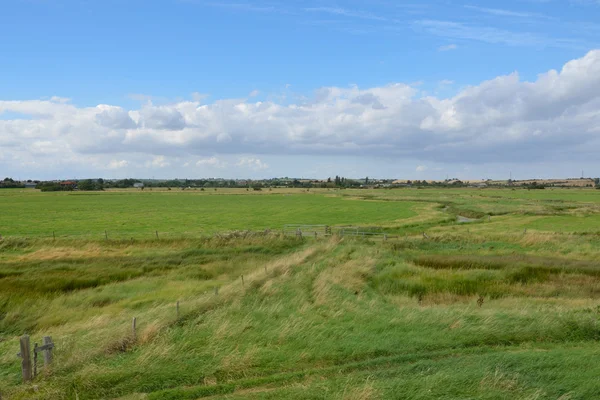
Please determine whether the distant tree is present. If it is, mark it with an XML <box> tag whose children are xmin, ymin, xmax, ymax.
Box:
<box><xmin>77</xmin><ymin>179</ymin><xmax>103</xmax><ymax>191</ymax></box>
<box><xmin>0</xmin><ymin>177</ymin><xmax>24</xmax><ymax>189</ymax></box>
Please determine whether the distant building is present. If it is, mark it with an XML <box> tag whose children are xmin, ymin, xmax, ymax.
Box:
<box><xmin>60</xmin><ymin>181</ymin><xmax>77</xmax><ymax>188</ymax></box>
<box><xmin>133</xmin><ymin>183</ymin><xmax>144</xmax><ymax>189</ymax></box>
<box><xmin>24</xmin><ymin>182</ymin><xmax>37</xmax><ymax>189</ymax></box>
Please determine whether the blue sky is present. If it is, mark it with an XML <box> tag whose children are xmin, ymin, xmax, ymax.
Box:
<box><xmin>1</xmin><ymin>0</ymin><xmax>600</xmax><ymax>179</ymax></box>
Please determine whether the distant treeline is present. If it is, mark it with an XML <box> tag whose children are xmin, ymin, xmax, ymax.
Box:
<box><xmin>5</xmin><ymin>176</ymin><xmax>600</xmax><ymax>192</ymax></box>
<box><xmin>0</xmin><ymin>177</ymin><xmax>24</xmax><ymax>189</ymax></box>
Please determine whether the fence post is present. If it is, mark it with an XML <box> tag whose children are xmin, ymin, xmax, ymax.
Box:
<box><xmin>33</xmin><ymin>342</ymin><xmax>38</xmax><ymax>378</ymax></box>
<box><xmin>264</xmin><ymin>265</ymin><xmax>267</xmax><ymax>274</ymax></box>
<box><xmin>214</xmin><ymin>286</ymin><xmax>219</xmax><ymax>296</ymax></box>
<box><xmin>19</xmin><ymin>335</ymin><xmax>32</xmax><ymax>383</ymax></box>
<box><xmin>384</xmin><ymin>234</ymin><xmax>388</xmax><ymax>241</ymax></box>
<box><xmin>43</xmin><ymin>336</ymin><xmax>53</xmax><ymax>367</ymax></box>
<box><xmin>132</xmin><ymin>317</ymin><xmax>137</xmax><ymax>340</ymax></box>
<box><xmin>105</xmin><ymin>230</ymin><xmax>108</xmax><ymax>240</ymax></box>
<box><xmin>176</xmin><ymin>301</ymin><xmax>180</xmax><ymax>319</ymax></box>
<box><xmin>156</xmin><ymin>231</ymin><xmax>159</xmax><ymax>240</ymax></box>
<box><xmin>241</xmin><ymin>275</ymin><xmax>245</xmax><ymax>286</ymax></box>
<box><xmin>53</xmin><ymin>231</ymin><xmax>55</xmax><ymax>241</ymax></box>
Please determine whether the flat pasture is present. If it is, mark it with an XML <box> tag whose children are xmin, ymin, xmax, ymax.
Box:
<box><xmin>0</xmin><ymin>189</ymin><xmax>417</xmax><ymax>238</ymax></box>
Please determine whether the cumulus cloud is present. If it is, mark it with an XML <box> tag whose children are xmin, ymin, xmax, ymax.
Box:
<box><xmin>416</xmin><ymin>165</ymin><xmax>427</xmax><ymax>172</ymax></box>
<box><xmin>107</xmin><ymin>159</ymin><xmax>129</xmax><ymax>169</ymax></box>
<box><xmin>137</xmin><ymin>105</ymin><xmax>187</xmax><ymax>130</ymax></box>
<box><xmin>236</xmin><ymin>157</ymin><xmax>269</xmax><ymax>170</ymax></box>
<box><xmin>147</xmin><ymin>156</ymin><xmax>170</xmax><ymax>168</ymax></box>
<box><xmin>95</xmin><ymin>106</ymin><xmax>137</xmax><ymax>129</ymax></box>
<box><xmin>2</xmin><ymin>50</ymin><xmax>600</xmax><ymax>175</ymax></box>
<box><xmin>196</xmin><ymin>157</ymin><xmax>227</xmax><ymax>168</ymax></box>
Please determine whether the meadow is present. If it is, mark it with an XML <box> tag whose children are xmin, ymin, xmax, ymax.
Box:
<box><xmin>0</xmin><ymin>189</ymin><xmax>417</xmax><ymax>238</ymax></box>
<box><xmin>1</xmin><ymin>187</ymin><xmax>600</xmax><ymax>399</ymax></box>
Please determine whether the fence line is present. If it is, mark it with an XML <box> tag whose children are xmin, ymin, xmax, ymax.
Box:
<box><xmin>0</xmin><ymin>224</ymin><xmax>587</xmax><ymax>242</ymax></box>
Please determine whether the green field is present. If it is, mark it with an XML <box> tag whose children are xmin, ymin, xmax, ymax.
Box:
<box><xmin>0</xmin><ymin>189</ymin><xmax>417</xmax><ymax>238</ymax></box>
<box><xmin>1</xmin><ymin>188</ymin><xmax>600</xmax><ymax>399</ymax></box>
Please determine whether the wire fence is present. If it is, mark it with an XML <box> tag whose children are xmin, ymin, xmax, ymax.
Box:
<box><xmin>282</xmin><ymin>224</ymin><xmax>394</xmax><ymax>239</ymax></box>
<box><xmin>0</xmin><ymin>222</ymin><xmax>591</xmax><ymax>242</ymax></box>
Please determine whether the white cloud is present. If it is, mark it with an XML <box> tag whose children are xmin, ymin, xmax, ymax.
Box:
<box><xmin>50</xmin><ymin>96</ymin><xmax>71</xmax><ymax>104</ymax></box>
<box><xmin>196</xmin><ymin>157</ymin><xmax>227</xmax><ymax>168</ymax></box>
<box><xmin>464</xmin><ymin>5</ymin><xmax>547</xmax><ymax>19</ymax></box>
<box><xmin>2</xmin><ymin>50</ymin><xmax>600</xmax><ymax>176</ymax></box>
<box><xmin>191</xmin><ymin>92</ymin><xmax>209</xmax><ymax>102</ymax></box>
<box><xmin>107</xmin><ymin>159</ymin><xmax>129</xmax><ymax>169</ymax></box>
<box><xmin>236</xmin><ymin>157</ymin><xmax>269</xmax><ymax>170</ymax></box>
<box><xmin>128</xmin><ymin>93</ymin><xmax>153</xmax><ymax>102</ymax></box>
<box><xmin>304</xmin><ymin>7</ymin><xmax>387</xmax><ymax>21</ymax></box>
<box><xmin>249</xmin><ymin>90</ymin><xmax>260</xmax><ymax>97</ymax></box>
<box><xmin>148</xmin><ymin>156</ymin><xmax>170</xmax><ymax>168</ymax></box>
<box><xmin>438</xmin><ymin>44</ymin><xmax>458</xmax><ymax>51</ymax></box>
<box><xmin>419</xmin><ymin>20</ymin><xmax>581</xmax><ymax>48</ymax></box>
<box><xmin>416</xmin><ymin>165</ymin><xmax>427</xmax><ymax>172</ymax></box>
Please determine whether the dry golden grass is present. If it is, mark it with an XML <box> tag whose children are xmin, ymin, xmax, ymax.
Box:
<box><xmin>479</xmin><ymin>368</ymin><xmax>519</xmax><ymax>392</ymax></box>
<box><xmin>313</xmin><ymin>258</ymin><xmax>374</xmax><ymax>306</ymax></box>
<box><xmin>340</xmin><ymin>378</ymin><xmax>379</xmax><ymax>400</ymax></box>
<box><xmin>14</xmin><ymin>243</ymin><xmax>122</xmax><ymax>262</ymax></box>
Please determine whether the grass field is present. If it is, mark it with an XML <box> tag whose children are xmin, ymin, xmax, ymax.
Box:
<box><xmin>1</xmin><ymin>187</ymin><xmax>600</xmax><ymax>399</ymax></box>
<box><xmin>0</xmin><ymin>189</ymin><xmax>417</xmax><ymax>238</ymax></box>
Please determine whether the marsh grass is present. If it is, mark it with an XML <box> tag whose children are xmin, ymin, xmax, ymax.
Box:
<box><xmin>2</xmin><ymin>188</ymin><xmax>600</xmax><ymax>399</ymax></box>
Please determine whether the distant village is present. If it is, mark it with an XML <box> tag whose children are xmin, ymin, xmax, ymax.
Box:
<box><xmin>1</xmin><ymin>176</ymin><xmax>599</xmax><ymax>191</ymax></box>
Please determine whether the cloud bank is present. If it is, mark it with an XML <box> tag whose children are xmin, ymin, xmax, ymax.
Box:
<box><xmin>1</xmin><ymin>50</ymin><xmax>600</xmax><ymax>177</ymax></box>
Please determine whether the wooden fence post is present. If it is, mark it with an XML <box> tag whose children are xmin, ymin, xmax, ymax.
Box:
<box><xmin>53</xmin><ymin>231</ymin><xmax>55</xmax><ymax>241</ymax></box>
<box><xmin>214</xmin><ymin>286</ymin><xmax>219</xmax><ymax>296</ymax></box>
<box><xmin>132</xmin><ymin>317</ymin><xmax>137</xmax><ymax>340</ymax></box>
<box><xmin>33</xmin><ymin>342</ymin><xmax>38</xmax><ymax>378</ymax></box>
<box><xmin>241</xmin><ymin>275</ymin><xmax>245</xmax><ymax>286</ymax></box>
<box><xmin>264</xmin><ymin>265</ymin><xmax>267</xmax><ymax>274</ymax></box>
<box><xmin>43</xmin><ymin>336</ymin><xmax>53</xmax><ymax>366</ymax></box>
<box><xmin>156</xmin><ymin>231</ymin><xmax>159</xmax><ymax>240</ymax></box>
<box><xmin>104</xmin><ymin>230</ymin><xmax>108</xmax><ymax>240</ymax></box>
<box><xmin>19</xmin><ymin>335</ymin><xmax>32</xmax><ymax>383</ymax></box>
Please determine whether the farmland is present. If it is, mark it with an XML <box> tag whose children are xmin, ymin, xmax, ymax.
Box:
<box><xmin>0</xmin><ymin>189</ymin><xmax>417</xmax><ymax>238</ymax></box>
<box><xmin>1</xmin><ymin>187</ymin><xmax>600</xmax><ymax>399</ymax></box>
